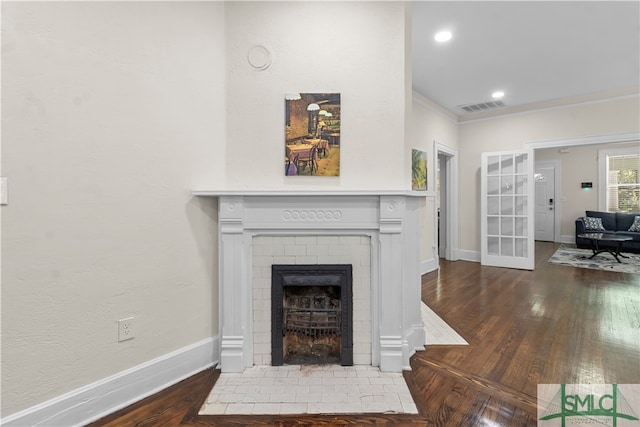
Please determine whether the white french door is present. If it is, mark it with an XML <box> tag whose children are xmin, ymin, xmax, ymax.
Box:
<box><xmin>481</xmin><ymin>150</ymin><xmax>535</xmax><ymax>270</ymax></box>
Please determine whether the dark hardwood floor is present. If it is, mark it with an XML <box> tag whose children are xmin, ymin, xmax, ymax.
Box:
<box><xmin>89</xmin><ymin>242</ymin><xmax>640</xmax><ymax>426</ymax></box>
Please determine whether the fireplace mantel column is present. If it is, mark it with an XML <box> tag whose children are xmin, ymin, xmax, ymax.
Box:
<box><xmin>218</xmin><ymin>196</ymin><xmax>250</xmax><ymax>372</ymax></box>
<box><xmin>378</xmin><ymin>196</ymin><xmax>424</xmax><ymax>372</ymax></box>
<box><xmin>378</xmin><ymin>196</ymin><xmax>406</xmax><ymax>372</ymax></box>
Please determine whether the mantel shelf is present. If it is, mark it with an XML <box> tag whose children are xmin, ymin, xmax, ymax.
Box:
<box><xmin>192</xmin><ymin>189</ymin><xmax>434</xmax><ymax>197</ymax></box>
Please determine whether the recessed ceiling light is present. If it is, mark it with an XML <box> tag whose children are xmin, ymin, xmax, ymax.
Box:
<box><xmin>492</xmin><ymin>91</ymin><xmax>505</xmax><ymax>99</ymax></box>
<box><xmin>434</xmin><ymin>31</ymin><xmax>452</xmax><ymax>42</ymax></box>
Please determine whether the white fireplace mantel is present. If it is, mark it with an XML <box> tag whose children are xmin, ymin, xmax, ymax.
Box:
<box><xmin>193</xmin><ymin>190</ymin><xmax>426</xmax><ymax>372</ymax></box>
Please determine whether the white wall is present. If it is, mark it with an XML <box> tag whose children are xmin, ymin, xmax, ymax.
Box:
<box><xmin>411</xmin><ymin>93</ymin><xmax>458</xmax><ymax>266</ymax></box>
<box><xmin>1</xmin><ymin>0</ymin><xmax>414</xmax><ymax>418</ymax></box>
<box><xmin>223</xmin><ymin>1</ymin><xmax>409</xmax><ymax>190</ymax></box>
<box><xmin>1</xmin><ymin>2</ymin><xmax>224</xmax><ymax>416</ymax></box>
<box><xmin>457</xmin><ymin>96</ymin><xmax>640</xmax><ymax>255</ymax></box>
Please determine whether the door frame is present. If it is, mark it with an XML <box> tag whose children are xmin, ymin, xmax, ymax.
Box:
<box><xmin>434</xmin><ymin>141</ymin><xmax>459</xmax><ymax>261</ymax></box>
<box><xmin>438</xmin><ymin>153</ymin><xmax>447</xmax><ymax>258</ymax></box>
<box><xmin>524</xmin><ymin>131</ymin><xmax>639</xmax><ymax>244</ymax></box>
<box><xmin>534</xmin><ymin>159</ymin><xmax>561</xmax><ymax>242</ymax></box>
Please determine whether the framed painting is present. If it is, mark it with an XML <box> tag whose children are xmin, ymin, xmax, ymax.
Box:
<box><xmin>285</xmin><ymin>93</ymin><xmax>340</xmax><ymax>176</ymax></box>
<box><xmin>412</xmin><ymin>149</ymin><xmax>427</xmax><ymax>191</ymax></box>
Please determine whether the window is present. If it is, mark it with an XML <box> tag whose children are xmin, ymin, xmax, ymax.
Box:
<box><xmin>599</xmin><ymin>147</ymin><xmax>640</xmax><ymax>212</ymax></box>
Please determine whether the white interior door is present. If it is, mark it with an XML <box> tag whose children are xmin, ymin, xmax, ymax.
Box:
<box><xmin>481</xmin><ymin>150</ymin><xmax>535</xmax><ymax>270</ymax></box>
<box><xmin>534</xmin><ymin>165</ymin><xmax>555</xmax><ymax>241</ymax></box>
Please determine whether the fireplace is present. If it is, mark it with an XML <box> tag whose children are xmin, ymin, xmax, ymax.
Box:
<box><xmin>191</xmin><ymin>190</ymin><xmax>425</xmax><ymax>373</ymax></box>
<box><xmin>271</xmin><ymin>264</ymin><xmax>353</xmax><ymax>366</ymax></box>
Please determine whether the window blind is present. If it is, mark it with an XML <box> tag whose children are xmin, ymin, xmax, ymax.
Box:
<box><xmin>607</xmin><ymin>154</ymin><xmax>640</xmax><ymax>212</ymax></box>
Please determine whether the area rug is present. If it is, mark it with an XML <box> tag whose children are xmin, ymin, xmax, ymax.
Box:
<box><xmin>548</xmin><ymin>245</ymin><xmax>640</xmax><ymax>274</ymax></box>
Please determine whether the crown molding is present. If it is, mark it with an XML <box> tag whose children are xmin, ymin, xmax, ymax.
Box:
<box><xmin>525</xmin><ymin>131</ymin><xmax>640</xmax><ymax>150</ymax></box>
<box><xmin>458</xmin><ymin>90</ymin><xmax>640</xmax><ymax>125</ymax></box>
<box><xmin>412</xmin><ymin>91</ymin><xmax>458</xmax><ymax>124</ymax></box>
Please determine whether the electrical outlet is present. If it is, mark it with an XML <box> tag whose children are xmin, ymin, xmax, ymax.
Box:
<box><xmin>1</xmin><ymin>177</ymin><xmax>7</xmax><ymax>205</ymax></box>
<box><xmin>118</xmin><ymin>317</ymin><xmax>135</xmax><ymax>342</ymax></box>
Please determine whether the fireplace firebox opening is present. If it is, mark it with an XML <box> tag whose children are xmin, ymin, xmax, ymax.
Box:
<box><xmin>271</xmin><ymin>265</ymin><xmax>353</xmax><ymax>366</ymax></box>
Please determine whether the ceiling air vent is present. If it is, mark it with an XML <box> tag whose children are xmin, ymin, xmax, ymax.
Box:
<box><xmin>457</xmin><ymin>100</ymin><xmax>505</xmax><ymax>113</ymax></box>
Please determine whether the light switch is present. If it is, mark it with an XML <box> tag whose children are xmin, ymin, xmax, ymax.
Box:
<box><xmin>0</xmin><ymin>178</ymin><xmax>7</xmax><ymax>205</ymax></box>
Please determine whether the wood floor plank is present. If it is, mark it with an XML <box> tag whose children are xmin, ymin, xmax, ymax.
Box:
<box><xmin>411</xmin><ymin>357</ymin><xmax>538</xmax><ymax>413</ymax></box>
<box><xmin>89</xmin><ymin>242</ymin><xmax>640</xmax><ymax>426</ymax></box>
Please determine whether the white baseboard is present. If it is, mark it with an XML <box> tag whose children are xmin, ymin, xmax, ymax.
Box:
<box><xmin>458</xmin><ymin>249</ymin><xmax>480</xmax><ymax>263</ymax></box>
<box><xmin>402</xmin><ymin>323</ymin><xmax>427</xmax><ymax>371</ymax></box>
<box><xmin>1</xmin><ymin>337</ymin><xmax>219</xmax><ymax>427</ymax></box>
<box><xmin>560</xmin><ymin>235</ymin><xmax>575</xmax><ymax>244</ymax></box>
<box><xmin>451</xmin><ymin>241</ymin><xmax>579</xmax><ymax>263</ymax></box>
<box><xmin>421</xmin><ymin>257</ymin><xmax>438</xmax><ymax>275</ymax></box>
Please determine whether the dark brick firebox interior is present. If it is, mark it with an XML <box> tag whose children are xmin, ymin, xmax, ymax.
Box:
<box><xmin>271</xmin><ymin>264</ymin><xmax>353</xmax><ymax>366</ymax></box>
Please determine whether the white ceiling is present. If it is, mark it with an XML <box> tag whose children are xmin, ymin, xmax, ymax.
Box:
<box><xmin>412</xmin><ymin>1</ymin><xmax>640</xmax><ymax>118</ymax></box>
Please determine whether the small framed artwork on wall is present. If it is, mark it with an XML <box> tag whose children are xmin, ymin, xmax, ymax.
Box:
<box><xmin>284</xmin><ymin>93</ymin><xmax>340</xmax><ymax>176</ymax></box>
<box><xmin>412</xmin><ymin>149</ymin><xmax>427</xmax><ymax>191</ymax></box>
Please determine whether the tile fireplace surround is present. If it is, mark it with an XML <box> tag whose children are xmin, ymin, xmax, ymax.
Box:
<box><xmin>192</xmin><ymin>191</ymin><xmax>425</xmax><ymax>373</ymax></box>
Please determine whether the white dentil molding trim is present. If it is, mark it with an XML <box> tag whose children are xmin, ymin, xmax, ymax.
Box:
<box><xmin>1</xmin><ymin>338</ymin><xmax>218</xmax><ymax>427</ymax></box>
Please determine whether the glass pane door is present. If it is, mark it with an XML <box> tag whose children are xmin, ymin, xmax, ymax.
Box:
<box><xmin>481</xmin><ymin>150</ymin><xmax>534</xmax><ymax>270</ymax></box>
